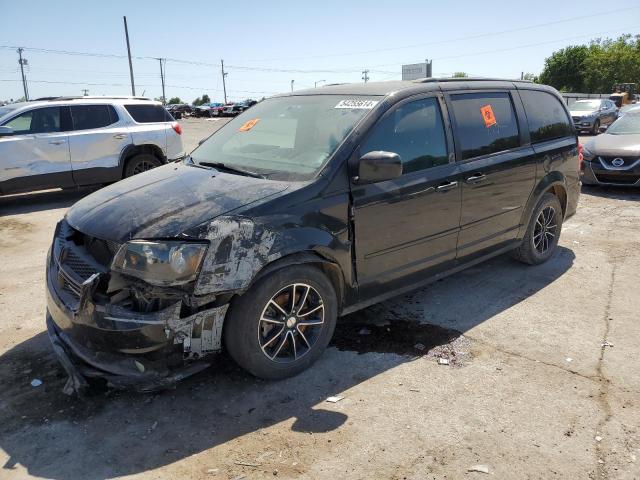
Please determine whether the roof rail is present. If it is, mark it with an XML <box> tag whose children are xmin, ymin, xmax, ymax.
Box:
<box><xmin>412</xmin><ymin>77</ymin><xmax>533</xmax><ymax>84</ymax></box>
<box><xmin>46</xmin><ymin>95</ymin><xmax>153</xmax><ymax>101</ymax></box>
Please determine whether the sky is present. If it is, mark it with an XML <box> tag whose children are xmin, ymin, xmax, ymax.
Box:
<box><xmin>1</xmin><ymin>0</ymin><xmax>639</xmax><ymax>103</ymax></box>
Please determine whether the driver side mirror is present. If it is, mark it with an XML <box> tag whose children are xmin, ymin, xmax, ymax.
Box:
<box><xmin>355</xmin><ymin>151</ymin><xmax>402</xmax><ymax>184</ymax></box>
<box><xmin>0</xmin><ymin>126</ymin><xmax>14</xmax><ymax>137</ymax></box>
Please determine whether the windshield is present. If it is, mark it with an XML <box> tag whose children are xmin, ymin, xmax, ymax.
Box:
<box><xmin>571</xmin><ymin>100</ymin><xmax>600</xmax><ymax>111</ymax></box>
<box><xmin>191</xmin><ymin>95</ymin><xmax>381</xmax><ymax>181</ymax></box>
<box><xmin>608</xmin><ymin>113</ymin><xmax>640</xmax><ymax>135</ymax></box>
<box><xmin>0</xmin><ymin>105</ymin><xmax>18</xmax><ymax>118</ymax></box>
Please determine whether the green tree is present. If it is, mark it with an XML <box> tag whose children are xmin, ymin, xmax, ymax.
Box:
<box><xmin>452</xmin><ymin>72</ymin><xmax>468</xmax><ymax>78</ymax></box>
<box><xmin>167</xmin><ymin>97</ymin><xmax>182</xmax><ymax>104</ymax></box>
<box><xmin>522</xmin><ymin>73</ymin><xmax>538</xmax><ymax>82</ymax></box>
<box><xmin>538</xmin><ymin>45</ymin><xmax>589</xmax><ymax>92</ymax></box>
<box><xmin>583</xmin><ymin>35</ymin><xmax>640</xmax><ymax>93</ymax></box>
<box><xmin>538</xmin><ymin>34</ymin><xmax>640</xmax><ymax>93</ymax></box>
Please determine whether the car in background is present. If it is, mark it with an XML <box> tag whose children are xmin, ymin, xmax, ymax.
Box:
<box><xmin>166</xmin><ymin>104</ymin><xmax>192</xmax><ymax>119</ymax></box>
<box><xmin>193</xmin><ymin>103</ymin><xmax>224</xmax><ymax>118</ymax></box>
<box><xmin>222</xmin><ymin>104</ymin><xmax>244</xmax><ymax>116</ymax></box>
<box><xmin>581</xmin><ymin>110</ymin><xmax>640</xmax><ymax>187</ymax></box>
<box><xmin>569</xmin><ymin>99</ymin><xmax>618</xmax><ymax>134</ymax></box>
<box><xmin>0</xmin><ymin>97</ymin><xmax>184</xmax><ymax>195</ymax></box>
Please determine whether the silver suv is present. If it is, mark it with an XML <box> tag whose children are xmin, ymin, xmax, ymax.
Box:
<box><xmin>0</xmin><ymin>97</ymin><xmax>184</xmax><ymax>195</ymax></box>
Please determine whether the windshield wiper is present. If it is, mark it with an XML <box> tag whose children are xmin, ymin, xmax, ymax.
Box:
<box><xmin>197</xmin><ymin>161</ymin><xmax>266</xmax><ymax>179</ymax></box>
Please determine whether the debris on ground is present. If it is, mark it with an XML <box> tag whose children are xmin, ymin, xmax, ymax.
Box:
<box><xmin>601</xmin><ymin>341</ymin><xmax>614</xmax><ymax>348</ymax></box>
<box><xmin>438</xmin><ymin>358</ymin><xmax>450</xmax><ymax>365</ymax></box>
<box><xmin>595</xmin><ymin>436</ymin><xmax>603</xmax><ymax>442</ymax></box>
<box><xmin>30</xmin><ymin>379</ymin><xmax>42</xmax><ymax>387</ymax></box>
<box><xmin>206</xmin><ymin>468</ymin><xmax>219</xmax><ymax>475</ymax></box>
<box><xmin>467</xmin><ymin>464</ymin><xmax>490</xmax><ymax>474</ymax></box>
<box><xmin>566</xmin><ymin>358</ymin><xmax>573</xmax><ymax>363</ymax></box>
<box><xmin>234</xmin><ymin>461</ymin><xmax>261</xmax><ymax>467</ymax></box>
<box><xmin>326</xmin><ymin>395</ymin><xmax>344</xmax><ymax>403</ymax></box>
<box><xmin>409</xmin><ymin>388</ymin><xmax>420</xmax><ymax>392</ymax></box>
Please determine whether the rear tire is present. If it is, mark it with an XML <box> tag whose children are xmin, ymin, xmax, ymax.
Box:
<box><xmin>511</xmin><ymin>192</ymin><xmax>563</xmax><ymax>265</ymax></box>
<box><xmin>592</xmin><ymin>119</ymin><xmax>600</xmax><ymax>135</ymax></box>
<box><xmin>124</xmin><ymin>153</ymin><xmax>162</xmax><ymax>178</ymax></box>
<box><xmin>224</xmin><ymin>264</ymin><xmax>337</xmax><ymax>380</ymax></box>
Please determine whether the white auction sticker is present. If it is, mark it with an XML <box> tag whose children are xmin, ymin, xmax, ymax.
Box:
<box><xmin>334</xmin><ymin>99</ymin><xmax>379</xmax><ymax>109</ymax></box>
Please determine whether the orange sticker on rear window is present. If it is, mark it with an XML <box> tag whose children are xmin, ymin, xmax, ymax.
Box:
<box><xmin>239</xmin><ymin>118</ymin><xmax>260</xmax><ymax>132</ymax></box>
<box><xmin>480</xmin><ymin>105</ymin><xmax>497</xmax><ymax>128</ymax></box>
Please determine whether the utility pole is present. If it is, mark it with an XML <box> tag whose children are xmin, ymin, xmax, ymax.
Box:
<box><xmin>221</xmin><ymin>59</ymin><xmax>228</xmax><ymax>103</ymax></box>
<box><xmin>81</xmin><ymin>89</ymin><xmax>89</xmax><ymax>96</ymax></box>
<box><xmin>157</xmin><ymin>58</ymin><xmax>166</xmax><ymax>104</ymax></box>
<box><xmin>362</xmin><ymin>70</ymin><xmax>369</xmax><ymax>83</ymax></box>
<box><xmin>123</xmin><ymin>16</ymin><xmax>136</xmax><ymax>96</ymax></box>
<box><xmin>520</xmin><ymin>71</ymin><xmax>524</xmax><ymax>80</ymax></box>
<box><xmin>290</xmin><ymin>80</ymin><xmax>295</xmax><ymax>92</ymax></box>
<box><xmin>17</xmin><ymin>48</ymin><xmax>29</xmax><ymax>101</ymax></box>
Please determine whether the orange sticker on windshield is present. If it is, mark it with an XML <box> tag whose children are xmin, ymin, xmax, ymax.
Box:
<box><xmin>480</xmin><ymin>104</ymin><xmax>497</xmax><ymax>128</ymax></box>
<box><xmin>239</xmin><ymin>118</ymin><xmax>260</xmax><ymax>132</ymax></box>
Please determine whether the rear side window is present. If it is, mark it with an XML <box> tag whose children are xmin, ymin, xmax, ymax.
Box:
<box><xmin>450</xmin><ymin>92</ymin><xmax>520</xmax><ymax>160</ymax></box>
<box><xmin>3</xmin><ymin>107</ymin><xmax>61</xmax><ymax>134</ymax></box>
<box><xmin>70</xmin><ymin>105</ymin><xmax>118</xmax><ymax>130</ymax></box>
<box><xmin>124</xmin><ymin>104</ymin><xmax>173</xmax><ymax>123</ymax></box>
<box><xmin>519</xmin><ymin>90</ymin><xmax>573</xmax><ymax>143</ymax></box>
<box><xmin>361</xmin><ymin>97</ymin><xmax>448</xmax><ymax>174</ymax></box>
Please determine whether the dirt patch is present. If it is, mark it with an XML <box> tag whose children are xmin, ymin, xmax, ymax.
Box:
<box><xmin>0</xmin><ymin>217</ymin><xmax>34</xmax><ymax>233</ymax></box>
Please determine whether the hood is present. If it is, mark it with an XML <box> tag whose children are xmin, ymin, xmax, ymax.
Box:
<box><xmin>569</xmin><ymin>109</ymin><xmax>597</xmax><ymax>117</ymax></box>
<box><xmin>585</xmin><ymin>133</ymin><xmax>640</xmax><ymax>157</ymax></box>
<box><xmin>66</xmin><ymin>162</ymin><xmax>289</xmax><ymax>242</ymax></box>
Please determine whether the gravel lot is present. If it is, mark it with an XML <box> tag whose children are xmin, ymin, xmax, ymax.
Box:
<box><xmin>0</xmin><ymin>120</ymin><xmax>638</xmax><ymax>480</ymax></box>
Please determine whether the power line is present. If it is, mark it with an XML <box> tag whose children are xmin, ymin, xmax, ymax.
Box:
<box><xmin>228</xmin><ymin>6</ymin><xmax>640</xmax><ymax>62</ymax></box>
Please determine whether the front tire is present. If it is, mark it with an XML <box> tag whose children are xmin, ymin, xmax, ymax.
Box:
<box><xmin>224</xmin><ymin>265</ymin><xmax>337</xmax><ymax>380</ymax></box>
<box><xmin>592</xmin><ymin>119</ymin><xmax>600</xmax><ymax>135</ymax></box>
<box><xmin>124</xmin><ymin>153</ymin><xmax>162</xmax><ymax>178</ymax></box>
<box><xmin>512</xmin><ymin>192</ymin><xmax>563</xmax><ymax>265</ymax></box>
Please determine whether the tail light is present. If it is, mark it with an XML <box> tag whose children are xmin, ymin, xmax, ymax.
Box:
<box><xmin>172</xmin><ymin>122</ymin><xmax>182</xmax><ymax>135</ymax></box>
<box><xmin>578</xmin><ymin>143</ymin><xmax>584</xmax><ymax>170</ymax></box>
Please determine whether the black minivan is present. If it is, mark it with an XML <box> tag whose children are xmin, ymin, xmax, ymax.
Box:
<box><xmin>46</xmin><ymin>78</ymin><xmax>580</xmax><ymax>393</ymax></box>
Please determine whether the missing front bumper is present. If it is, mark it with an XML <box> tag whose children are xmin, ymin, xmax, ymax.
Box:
<box><xmin>46</xmin><ymin>256</ymin><xmax>230</xmax><ymax>394</ymax></box>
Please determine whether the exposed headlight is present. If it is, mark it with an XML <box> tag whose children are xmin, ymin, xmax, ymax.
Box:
<box><xmin>112</xmin><ymin>240</ymin><xmax>208</xmax><ymax>286</ymax></box>
<box><xmin>582</xmin><ymin>145</ymin><xmax>596</xmax><ymax>161</ymax></box>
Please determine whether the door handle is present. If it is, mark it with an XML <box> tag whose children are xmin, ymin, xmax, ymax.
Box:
<box><xmin>49</xmin><ymin>140</ymin><xmax>66</xmax><ymax>145</ymax></box>
<box><xmin>407</xmin><ymin>186</ymin><xmax>435</xmax><ymax>198</ymax></box>
<box><xmin>113</xmin><ymin>134</ymin><xmax>128</xmax><ymax>140</ymax></box>
<box><xmin>435</xmin><ymin>181</ymin><xmax>458</xmax><ymax>192</ymax></box>
<box><xmin>466</xmin><ymin>173</ymin><xmax>487</xmax><ymax>184</ymax></box>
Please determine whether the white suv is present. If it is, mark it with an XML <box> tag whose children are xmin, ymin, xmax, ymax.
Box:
<box><xmin>0</xmin><ymin>97</ymin><xmax>184</xmax><ymax>195</ymax></box>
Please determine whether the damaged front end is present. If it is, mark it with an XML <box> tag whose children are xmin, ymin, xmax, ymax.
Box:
<box><xmin>46</xmin><ymin>219</ymin><xmax>234</xmax><ymax>395</ymax></box>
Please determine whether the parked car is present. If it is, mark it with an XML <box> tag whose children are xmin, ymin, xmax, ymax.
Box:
<box><xmin>166</xmin><ymin>104</ymin><xmax>192</xmax><ymax>119</ymax></box>
<box><xmin>193</xmin><ymin>103</ymin><xmax>224</xmax><ymax>118</ymax></box>
<box><xmin>222</xmin><ymin>104</ymin><xmax>244</xmax><ymax>116</ymax></box>
<box><xmin>581</xmin><ymin>110</ymin><xmax>640</xmax><ymax>187</ymax></box>
<box><xmin>0</xmin><ymin>97</ymin><xmax>184</xmax><ymax>195</ymax></box>
<box><xmin>46</xmin><ymin>79</ymin><xmax>580</xmax><ymax>393</ymax></box>
<box><xmin>569</xmin><ymin>99</ymin><xmax>618</xmax><ymax>134</ymax></box>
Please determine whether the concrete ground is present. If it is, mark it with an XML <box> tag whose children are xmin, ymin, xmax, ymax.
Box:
<box><xmin>0</xmin><ymin>120</ymin><xmax>638</xmax><ymax>480</ymax></box>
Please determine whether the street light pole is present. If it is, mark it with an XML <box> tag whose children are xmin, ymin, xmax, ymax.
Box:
<box><xmin>17</xmin><ymin>48</ymin><xmax>29</xmax><ymax>101</ymax></box>
<box><xmin>123</xmin><ymin>16</ymin><xmax>136</xmax><ymax>96</ymax></box>
<box><xmin>157</xmin><ymin>58</ymin><xmax>166</xmax><ymax>104</ymax></box>
<box><xmin>362</xmin><ymin>70</ymin><xmax>369</xmax><ymax>83</ymax></box>
<box><xmin>221</xmin><ymin>59</ymin><xmax>228</xmax><ymax>104</ymax></box>
<box><xmin>291</xmin><ymin>80</ymin><xmax>294</xmax><ymax>92</ymax></box>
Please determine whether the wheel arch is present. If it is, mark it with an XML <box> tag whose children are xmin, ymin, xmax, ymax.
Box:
<box><xmin>119</xmin><ymin>144</ymin><xmax>167</xmax><ymax>177</ymax></box>
<box><xmin>249</xmin><ymin>250</ymin><xmax>346</xmax><ymax>313</ymax></box>
<box><xmin>519</xmin><ymin>172</ymin><xmax>568</xmax><ymax>237</ymax></box>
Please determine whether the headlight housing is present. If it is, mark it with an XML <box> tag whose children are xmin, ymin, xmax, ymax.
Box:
<box><xmin>112</xmin><ymin>240</ymin><xmax>208</xmax><ymax>286</ymax></box>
